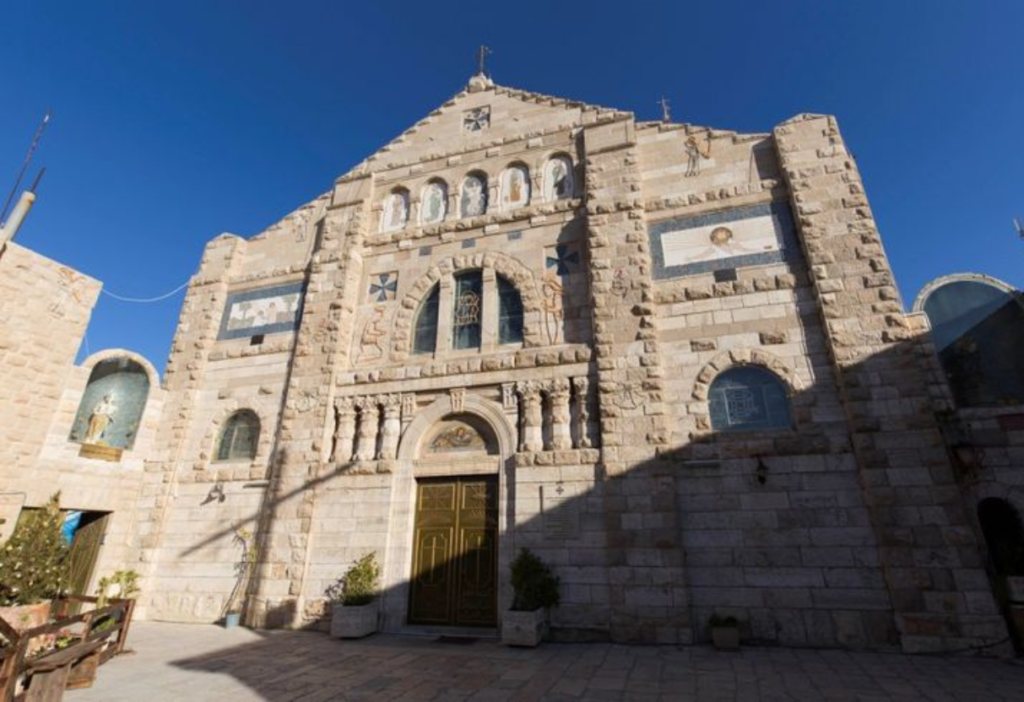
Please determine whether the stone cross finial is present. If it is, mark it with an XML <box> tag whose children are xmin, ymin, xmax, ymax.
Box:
<box><xmin>477</xmin><ymin>45</ymin><xmax>492</xmax><ymax>76</ymax></box>
<box><xmin>658</xmin><ymin>96</ymin><xmax>672</xmax><ymax>122</ymax></box>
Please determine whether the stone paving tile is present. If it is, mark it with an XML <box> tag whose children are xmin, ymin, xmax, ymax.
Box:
<box><xmin>65</xmin><ymin>622</ymin><xmax>1024</xmax><ymax>702</ymax></box>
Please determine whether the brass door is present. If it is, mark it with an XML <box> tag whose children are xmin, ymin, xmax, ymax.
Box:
<box><xmin>408</xmin><ymin>477</ymin><xmax>497</xmax><ymax>627</ymax></box>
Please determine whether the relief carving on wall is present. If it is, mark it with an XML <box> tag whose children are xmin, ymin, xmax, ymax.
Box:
<box><xmin>450</xmin><ymin>387</ymin><xmax>466</xmax><ymax>413</ymax></box>
<box><xmin>49</xmin><ymin>267</ymin><xmax>86</xmax><ymax>318</ymax></box>
<box><xmin>541</xmin><ymin>275</ymin><xmax>564</xmax><ymax>345</ymax></box>
<box><xmin>356</xmin><ymin>305</ymin><xmax>390</xmax><ymax>363</ymax></box>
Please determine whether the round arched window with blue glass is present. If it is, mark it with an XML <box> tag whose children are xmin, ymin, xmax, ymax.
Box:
<box><xmin>708</xmin><ymin>366</ymin><xmax>791</xmax><ymax>432</ymax></box>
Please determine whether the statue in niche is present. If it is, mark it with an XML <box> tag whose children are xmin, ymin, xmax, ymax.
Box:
<box><xmin>541</xmin><ymin>275</ymin><xmax>564</xmax><ymax>345</ymax></box>
<box><xmin>84</xmin><ymin>394</ymin><xmax>118</xmax><ymax>444</ymax></box>
<box><xmin>502</xmin><ymin>167</ymin><xmax>530</xmax><ymax>209</ymax></box>
<box><xmin>382</xmin><ymin>192</ymin><xmax>409</xmax><ymax>231</ymax></box>
<box><xmin>460</xmin><ymin>176</ymin><xmax>487</xmax><ymax>217</ymax></box>
<box><xmin>421</xmin><ymin>182</ymin><xmax>447</xmax><ymax>224</ymax></box>
<box><xmin>545</xmin><ymin>157</ymin><xmax>574</xmax><ymax>201</ymax></box>
<box><xmin>357</xmin><ymin>306</ymin><xmax>389</xmax><ymax>362</ymax></box>
<box><xmin>684</xmin><ymin>132</ymin><xmax>712</xmax><ymax>177</ymax></box>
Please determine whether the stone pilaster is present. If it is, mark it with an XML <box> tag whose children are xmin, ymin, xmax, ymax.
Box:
<box><xmin>331</xmin><ymin>397</ymin><xmax>356</xmax><ymax>463</ymax></box>
<box><xmin>248</xmin><ymin>174</ymin><xmax>372</xmax><ymax>628</ymax></box>
<box><xmin>572</xmin><ymin>376</ymin><xmax>592</xmax><ymax>449</ymax></box>
<box><xmin>582</xmin><ymin>118</ymin><xmax>686</xmax><ymax>644</ymax></box>
<box><xmin>774</xmin><ymin>114</ymin><xmax>1009</xmax><ymax>653</ymax></box>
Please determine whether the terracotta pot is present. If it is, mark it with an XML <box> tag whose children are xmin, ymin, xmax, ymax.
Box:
<box><xmin>0</xmin><ymin>600</ymin><xmax>51</xmax><ymax>632</ymax></box>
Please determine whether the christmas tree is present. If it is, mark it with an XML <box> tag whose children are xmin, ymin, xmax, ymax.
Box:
<box><xmin>0</xmin><ymin>493</ymin><xmax>70</xmax><ymax>606</ymax></box>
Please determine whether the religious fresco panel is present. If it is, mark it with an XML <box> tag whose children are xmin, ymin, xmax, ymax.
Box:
<box><xmin>217</xmin><ymin>282</ymin><xmax>305</xmax><ymax>340</ymax></box>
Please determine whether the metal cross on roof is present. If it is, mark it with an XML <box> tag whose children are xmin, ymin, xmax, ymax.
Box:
<box><xmin>659</xmin><ymin>96</ymin><xmax>672</xmax><ymax>122</ymax></box>
<box><xmin>477</xmin><ymin>45</ymin><xmax>492</xmax><ymax>76</ymax></box>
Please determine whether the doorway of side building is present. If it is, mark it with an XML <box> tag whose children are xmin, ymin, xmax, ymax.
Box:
<box><xmin>408</xmin><ymin>476</ymin><xmax>498</xmax><ymax>627</ymax></box>
<box><xmin>977</xmin><ymin>497</ymin><xmax>1024</xmax><ymax>651</ymax></box>
<box><xmin>66</xmin><ymin>511</ymin><xmax>111</xmax><ymax>598</ymax></box>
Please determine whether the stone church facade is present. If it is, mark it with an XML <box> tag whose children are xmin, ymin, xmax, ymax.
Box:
<box><xmin>3</xmin><ymin>74</ymin><xmax>1017</xmax><ymax>653</ymax></box>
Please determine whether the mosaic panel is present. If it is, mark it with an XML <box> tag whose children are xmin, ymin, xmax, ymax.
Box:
<box><xmin>218</xmin><ymin>282</ymin><xmax>304</xmax><ymax>340</ymax></box>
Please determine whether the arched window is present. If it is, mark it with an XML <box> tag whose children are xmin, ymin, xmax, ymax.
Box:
<box><xmin>498</xmin><ymin>275</ymin><xmax>523</xmax><ymax>344</ymax></box>
<box><xmin>413</xmin><ymin>286</ymin><xmax>440</xmax><ymax>355</ymax></box>
<box><xmin>216</xmin><ymin>410</ymin><xmax>260</xmax><ymax>461</ymax></box>
<box><xmin>544</xmin><ymin>156</ymin><xmax>574</xmax><ymax>201</ymax></box>
<box><xmin>411</xmin><ymin>272</ymin><xmax>524</xmax><ymax>355</ymax></box>
<box><xmin>500</xmin><ymin>164</ymin><xmax>530</xmax><ymax>210</ymax></box>
<box><xmin>381</xmin><ymin>189</ymin><xmax>410</xmax><ymax>232</ymax></box>
<box><xmin>709</xmin><ymin>366</ymin><xmax>791</xmax><ymax>432</ymax></box>
<box><xmin>452</xmin><ymin>271</ymin><xmax>483</xmax><ymax>350</ymax></box>
<box><xmin>460</xmin><ymin>173</ymin><xmax>488</xmax><ymax>217</ymax></box>
<box><xmin>420</xmin><ymin>180</ymin><xmax>447</xmax><ymax>225</ymax></box>
<box><xmin>920</xmin><ymin>276</ymin><xmax>1024</xmax><ymax>407</ymax></box>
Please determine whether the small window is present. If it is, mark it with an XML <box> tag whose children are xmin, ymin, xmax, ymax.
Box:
<box><xmin>498</xmin><ymin>275</ymin><xmax>523</xmax><ymax>345</ymax></box>
<box><xmin>413</xmin><ymin>286</ymin><xmax>440</xmax><ymax>355</ymax></box>
<box><xmin>709</xmin><ymin>367</ymin><xmax>791</xmax><ymax>432</ymax></box>
<box><xmin>216</xmin><ymin>410</ymin><xmax>260</xmax><ymax>461</ymax></box>
<box><xmin>452</xmin><ymin>271</ymin><xmax>483</xmax><ymax>350</ymax></box>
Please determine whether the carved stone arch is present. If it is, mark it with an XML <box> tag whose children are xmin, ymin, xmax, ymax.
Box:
<box><xmin>397</xmin><ymin>394</ymin><xmax>515</xmax><ymax>462</ymax></box>
<box><xmin>390</xmin><ymin>251</ymin><xmax>543</xmax><ymax>361</ymax></box>
<box><xmin>199</xmin><ymin>401</ymin><xmax>275</xmax><ymax>469</ymax></box>
<box><xmin>913</xmin><ymin>272</ymin><xmax>1019</xmax><ymax>313</ymax></box>
<box><xmin>81</xmin><ymin>347</ymin><xmax>161</xmax><ymax>388</ymax></box>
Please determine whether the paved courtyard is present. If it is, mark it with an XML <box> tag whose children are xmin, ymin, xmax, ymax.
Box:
<box><xmin>67</xmin><ymin>622</ymin><xmax>1024</xmax><ymax>701</ymax></box>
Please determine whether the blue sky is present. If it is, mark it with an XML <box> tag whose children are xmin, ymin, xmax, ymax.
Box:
<box><xmin>1</xmin><ymin>1</ymin><xmax>1021</xmax><ymax>373</ymax></box>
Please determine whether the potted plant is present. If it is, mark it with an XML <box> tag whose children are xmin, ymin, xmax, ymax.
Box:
<box><xmin>0</xmin><ymin>493</ymin><xmax>69</xmax><ymax>632</ymax></box>
<box><xmin>95</xmin><ymin>569</ymin><xmax>140</xmax><ymax>608</ymax></box>
<box><xmin>709</xmin><ymin>614</ymin><xmax>740</xmax><ymax>651</ymax></box>
<box><xmin>502</xmin><ymin>548</ymin><xmax>560</xmax><ymax>647</ymax></box>
<box><xmin>223</xmin><ymin>527</ymin><xmax>256</xmax><ymax>628</ymax></box>
<box><xmin>328</xmin><ymin>552</ymin><xmax>381</xmax><ymax>639</ymax></box>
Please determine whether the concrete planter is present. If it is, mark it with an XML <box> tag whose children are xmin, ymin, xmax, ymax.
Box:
<box><xmin>711</xmin><ymin>626</ymin><xmax>740</xmax><ymax>651</ymax></box>
<box><xmin>1005</xmin><ymin>576</ymin><xmax>1024</xmax><ymax>604</ymax></box>
<box><xmin>502</xmin><ymin>608</ymin><xmax>548</xmax><ymax>647</ymax></box>
<box><xmin>330</xmin><ymin>601</ymin><xmax>377</xmax><ymax>639</ymax></box>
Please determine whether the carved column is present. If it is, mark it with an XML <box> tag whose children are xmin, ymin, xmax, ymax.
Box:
<box><xmin>481</xmin><ymin>268</ymin><xmax>498</xmax><ymax>352</ymax></box>
<box><xmin>331</xmin><ymin>397</ymin><xmax>357</xmax><ymax>462</ymax></box>
<box><xmin>549</xmin><ymin>378</ymin><xmax>572</xmax><ymax>450</ymax></box>
<box><xmin>516</xmin><ymin>381</ymin><xmax>543</xmax><ymax>452</ymax></box>
<box><xmin>354</xmin><ymin>397</ymin><xmax>380</xmax><ymax>461</ymax></box>
<box><xmin>379</xmin><ymin>395</ymin><xmax>402</xmax><ymax>460</ymax></box>
<box><xmin>572</xmin><ymin>377</ymin><xmax>592</xmax><ymax>448</ymax></box>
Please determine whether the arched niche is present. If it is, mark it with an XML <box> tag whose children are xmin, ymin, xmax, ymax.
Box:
<box><xmin>916</xmin><ymin>274</ymin><xmax>1024</xmax><ymax>407</ymax></box>
<box><xmin>70</xmin><ymin>355</ymin><xmax>152</xmax><ymax>450</ymax></box>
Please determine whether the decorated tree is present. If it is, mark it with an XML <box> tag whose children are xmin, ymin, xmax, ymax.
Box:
<box><xmin>0</xmin><ymin>493</ymin><xmax>70</xmax><ymax>606</ymax></box>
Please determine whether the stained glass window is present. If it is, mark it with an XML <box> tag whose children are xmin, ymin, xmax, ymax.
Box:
<box><xmin>452</xmin><ymin>271</ymin><xmax>482</xmax><ymax>350</ymax></box>
<box><xmin>216</xmin><ymin>410</ymin><xmax>260</xmax><ymax>461</ymax></box>
<box><xmin>498</xmin><ymin>275</ymin><xmax>523</xmax><ymax>345</ymax></box>
<box><xmin>413</xmin><ymin>286</ymin><xmax>440</xmax><ymax>355</ymax></box>
<box><xmin>708</xmin><ymin>367</ymin><xmax>791</xmax><ymax>432</ymax></box>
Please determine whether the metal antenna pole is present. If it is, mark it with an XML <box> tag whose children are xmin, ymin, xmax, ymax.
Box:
<box><xmin>0</xmin><ymin>108</ymin><xmax>51</xmax><ymax>225</ymax></box>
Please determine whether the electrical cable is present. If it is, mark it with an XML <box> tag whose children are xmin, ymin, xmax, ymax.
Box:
<box><xmin>100</xmin><ymin>279</ymin><xmax>190</xmax><ymax>303</ymax></box>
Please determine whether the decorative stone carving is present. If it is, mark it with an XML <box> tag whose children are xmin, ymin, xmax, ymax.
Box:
<box><xmin>295</xmin><ymin>389</ymin><xmax>318</xmax><ymax>413</ymax></box>
<box><xmin>502</xmin><ymin>383</ymin><xmax>517</xmax><ymax>410</ymax></box>
<box><xmin>548</xmin><ymin>378</ymin><xmax>572</xmax><ymax>450</ymax></box>
<box><xmin>572</xmin><ymin>377</ymin><xmax>592</xmax><ymax>449</ymax></box>
<box><xmin>357</xmin><ymin>306</ymin><xmax>389</xmax><ymax>363</ymax></box>
<box><xmin>516</xmin><ymin>381</ymin><xmax>543</xmax><ymax>453</ymax></box>
<box><xmin>331</xmin><ymin>398</ymin><xmax>357</xmax><ymax>463</ymax></box>
<box><xmin>450</xmin><ymin>387</ymin><xmax>466</xmax><ymax>413</ymax></box>
<box><xmin>48</xmin><ymin>267</ymin><xmax>86</xmax><ymax>318</ymax></box>
<box><xmin>541</xmin><ymin>275</ymin><xmax>564</xmax><ymax>346</ymax></box>
<box><xmin>379</xmin><ymin>395</ymin><xmax>402</xmax><ymax>460</ymax></box>
<box><xmin>354</xmin><ymin>398</ymin><xmax>380</xmax><ymax>461</ymax></box>
<box><xmin>401</xmin><ymin>394</ymin><xmax>415</xmax><ymax>420</ymax></box>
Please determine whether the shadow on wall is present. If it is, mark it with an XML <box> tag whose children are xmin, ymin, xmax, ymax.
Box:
<box><xmin>158</xmin><ymin>331</ymin><xmax>1015</xmax><ymax>665</ymax></box>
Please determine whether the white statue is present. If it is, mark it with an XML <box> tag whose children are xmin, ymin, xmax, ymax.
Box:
<box><xmin>84</xmin><ymin>394</ymin><xmax>118</xmax><ymax>444</ymax></box>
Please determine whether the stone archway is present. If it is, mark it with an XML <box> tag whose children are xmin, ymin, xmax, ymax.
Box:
<box><xmin>380</xmin><ymin>393</ymin><xmax>517</xmax><ymax>632</ymax></box>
